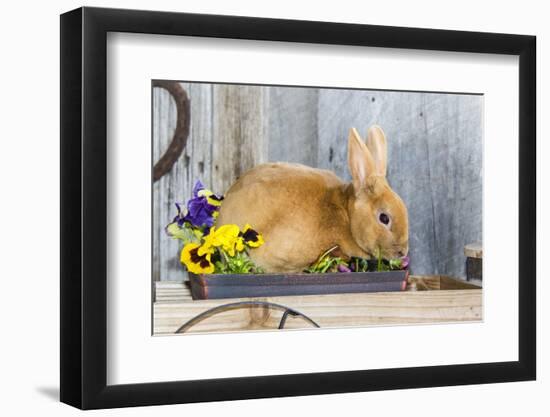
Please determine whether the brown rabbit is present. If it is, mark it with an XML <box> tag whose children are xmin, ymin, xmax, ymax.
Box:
<box><xmin>216</xmin><ymin>126</ymin><xmax>409</xmax><ymax>272</ymax></box>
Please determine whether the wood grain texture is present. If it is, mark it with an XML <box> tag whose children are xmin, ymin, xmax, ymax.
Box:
<box><xmin>153</xmin><ymin>86</ymin><xmax>180</xmax><ymax>281</ymax></box>
<box><xmin>153</xmin><ymin>83</ymin><xmax>214</xmax><ymax>282</ymax></box>
<box><xmin>211</xmin><ymin>85</ymin><xmax>269</xmax><ymax>193</ymax></box>
<box><xmin>464</xmin><ymin>242</ymin><xmax>483</xmax><ymax>258</ymax></box>
<box><xmin>153</xmin><ymin>84</ymin><xmax>483</xmax><ymax>281</ymax></box>
<box><xmin>151</xmin><ymin>81</ymin><xmax>190</xmax><ymax>182</ymax></box>
<box><xmin>268</xmin><ymin>87</ymin><xmax>318</xmax><ymax>166</ymax></box>
<box><xmin>153</xmin><ymin>276</ymin><xmax>481</xmax><ymax>334</ymax></box>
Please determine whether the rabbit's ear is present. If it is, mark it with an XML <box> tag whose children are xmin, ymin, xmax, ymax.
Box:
<box><xmin>366</xmin><ymin>125</ymin><xmax>387</xmax><ymax>177</ymax></box>
<box><xmin>348</xmin><ymin>127</ymin><xmax>376</xmax><ymax>192</ymax></box>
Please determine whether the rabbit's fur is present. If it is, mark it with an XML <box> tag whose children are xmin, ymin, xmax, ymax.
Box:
<box><xmin>216</xmin><ymin>126</ymin><xmax>409</xmax><ymax>272</ymax></box>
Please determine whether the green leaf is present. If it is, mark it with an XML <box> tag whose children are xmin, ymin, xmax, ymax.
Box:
<box><xmin>165</xmin><ymin>222</ymin><xmax>199</xmax><ymax>244</ymax></box>
<box><xmin>215</xmin><ymin>249</ymin><xmax>264</xmax><ymax>274</ymax></box>
<box><xmin>389</xmin><ymin>258</ymin><xmax>402</xmax><ymax>270</ymax></box>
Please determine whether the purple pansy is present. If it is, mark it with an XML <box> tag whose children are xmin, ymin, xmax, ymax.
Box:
<box><xmin>337</xmin><ymin>264</ymin><xmax>352</xmax><ymax>273</ymax></box>
<box><xmin>172</xmin><ymin>202</ymin><xmax>188</xmax><ymax>227</ymax></box>
<box><xmin>185</xmin><ymin>196</ymin><xmax>217</xmax><ymax>227</ymax></box>
<box><xmin>400</xmin><ymin>256</ymin><xmax>410</xmax><ymax>269</ymax></box>
<box><xmin>179</xmin><ymin>180</ymin><xmax>222</xmax><ymax>228</ymax></box>
<box><xmin>192</xmin><ymin>180</ymin><xmax>205</xmax><ymax>198</ymax></box>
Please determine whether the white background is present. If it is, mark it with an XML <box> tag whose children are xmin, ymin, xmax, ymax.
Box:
<box><xmin>0</xmin><ymin>0</ymin><xmax>546</xmax><ymax>416</ymax></box>
<box><xmin>108</xmin><ymin>34</ymin><xmax>518</xmax><ymax>384</ymax></box>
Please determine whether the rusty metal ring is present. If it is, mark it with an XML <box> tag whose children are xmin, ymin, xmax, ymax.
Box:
<box><xmin>152</xmin><ymin>80</ymin><xmax>190</xmax><ymax>182</ymax></box>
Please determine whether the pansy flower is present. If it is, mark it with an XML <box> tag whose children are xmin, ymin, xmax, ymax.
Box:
<box><xmin>239</xmin><ymin>224</ymin><xmax>264</xmax><ymax>248</ymax></box>
<box><xmin>196</xmin><ymin>184</ymin><xmax>224</xmax><ymax>207</ymax></box>
<box><xmin>166</xmin><ymin>181</ymin><xmax>266</xmax><ymax>275</ymax></box>
<box><xmin>197</xmin><ymin>224</ymin><xmax>243</xmax><ymax>257</ymax></box>
<box><xmin>180</xmin><ymin>243</ymin><xmax>214</xmax><ymax>274</ymax></box>
<box><xmin>165</xmin><ymin>203</ymin><xmax>199</xmax><ymax>243</ymax></box>
<box><xmin>197</xmin><ymin>227</ymin><xmax>218</xmax><ymax>257</ymax></box>
<box><xmin>387</xmin><ymin>255</ymin><xmax>409</xmax><ymax>270</ymax></box>
<box><xmin>337</xmin><ymin>264</ymin><xmax>352</xmax><ymax>273</ymax></box>
<box><xmin>172</xmin><ymin>202</ymin><xmax>188</xmax><ymax>227</ymax></box>
<box><xmin>183</xmin><ymin>181</ymin><xmax>224</xmax><ymax>228</ymax></box>
<box><xmin>213</xmin><ymin>224</ymin><xmax>241</xmax><ymax>256</ymax></box>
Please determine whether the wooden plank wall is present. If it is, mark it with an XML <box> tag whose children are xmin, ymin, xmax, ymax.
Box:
<box><xmin>153</xmin><ymin>83</ymin><xmax>483</xmax><ymax>282</ymax></box>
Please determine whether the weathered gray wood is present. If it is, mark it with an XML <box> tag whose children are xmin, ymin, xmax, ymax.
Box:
<box><xmin>268</xmin><ymin>87</ymin><xmax>318</xmax><ymax>166</ymax></box>
<box><xmin>210</xmin><ymin>85</ymin><xmax>269</xmax><ymax>193</ymax></box>
<box><xmin>153</xmin><ymin>83</ymin><xmax>215</xmax><ymax>282</ymax></box>
<box><xmin>153</xmin><ymin>84</ymin><xmax>483</xmax><ymax>281</ymax></box>
<box><xmin>180</xmin><ymin>82</ymin><xmax>214</xmax><ymax>204</ymax></box>
<box><xmin>153</xmin><ymin>87</ymin><xmax>176</xmax><ymax>281</ymax></box>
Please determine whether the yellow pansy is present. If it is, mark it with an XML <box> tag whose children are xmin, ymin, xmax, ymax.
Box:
<box><xmin>235</xmin><ymin>237</ymin><xmax>245</xmax><ymax>252</ymax></box>
<box><xmin>212</xmin><ymin>224</ymin><xmax>241</xmax><ymax>256</ymax></box>
<box><xmin>240</xmin><ymin>224</ymin><xmax>265</xmax><ymax>248</ymax></box>
<box><xmin>197</xmin><ymin>224</ymin><xmax>245</xmax><ymax>257</ymax></box>
<box><xmin>180</xmin><ymin>243</ymin><xmax>214</xmax><ymax>274</ymax></box>
<box><xmin>198</xmin><ymin>227</ymin><xmax>217</xmax><ymax>256</ymax></box>
<box><xmin>207</xmin><ymin>196</ymin><xmax>223</xmax><ymax>207</ymax></box>
<box><xmin>197</xmin><ymin>188</ymin><xmax>223</xmax><ymax>207</ymax></box>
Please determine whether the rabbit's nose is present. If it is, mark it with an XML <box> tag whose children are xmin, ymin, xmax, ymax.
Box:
<box><xmin>397</xmin><ymin>250</ymin><xmax>405</xmax><ymax>257</ymax></box>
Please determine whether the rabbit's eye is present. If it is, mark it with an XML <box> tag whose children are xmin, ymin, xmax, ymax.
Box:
<box><xmin>379</xmin><ymin>213</ymin><xmax>390</xmax><ymax>225</ymax></box>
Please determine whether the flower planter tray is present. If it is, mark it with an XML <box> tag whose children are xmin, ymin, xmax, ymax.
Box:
<box><xmin>189</xmin><ymin>270</ymin><xmax>409</xmax><ymax>300</ymax></box>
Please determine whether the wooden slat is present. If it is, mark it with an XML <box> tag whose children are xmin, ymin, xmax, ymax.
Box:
<box><xmin>408</xmin><ymin>275</ymin><xmax>441</xmax><ymax>290</ymax></box>
<box><xmin>268</xmin><ymin>87</ymin><xmax>318</xmax><ymax>166</ymax></box>
<box><xmin>153</xmin><ymin>276</ymin><xmax>481</xmax><ymax>335</ymax></box>
<box><xmin>210</xmin><ymin>85</ymin><xmax>269</xmax><ymax>194</ymax></box>
<box><xmin>464</xmin><ymin>242</ymin><xmax>483</xmax><ymax>259</ymax></box>
<box><xmin>152</xmin><ymin>84</ymin><xmax>187</xmax><ymax>283</ymax></box>
<box><xmin>152</xmin><ymin>83</ymin><xmax>215</xmax><ymax>282</ymax></box>
<box><xmin>439</xmin><ymin>275</ymin><xmax>482</xmax><ymax>290</ymax></box>
<box><xmin>155</xmin><ymin>281</ymin><xmax>193</xmax><ymax>302</ymax></box>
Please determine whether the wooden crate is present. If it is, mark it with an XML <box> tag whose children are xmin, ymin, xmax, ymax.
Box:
<box><xmin>153</xmin><ymin>275</ymin><xmax>482</xmax><ymax>335</ymax></box>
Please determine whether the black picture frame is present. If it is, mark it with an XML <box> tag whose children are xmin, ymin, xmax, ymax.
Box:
<box><xmin>60</xmin><ymin>6</ymin><xmax>536</xmax><ymax>410</ymax></box>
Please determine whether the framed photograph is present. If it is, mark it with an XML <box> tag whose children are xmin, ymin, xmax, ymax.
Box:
<box><xmin>60</xmin><ymin>6</ymin><xmax>536</xmax><ymax>409</ymax></box>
